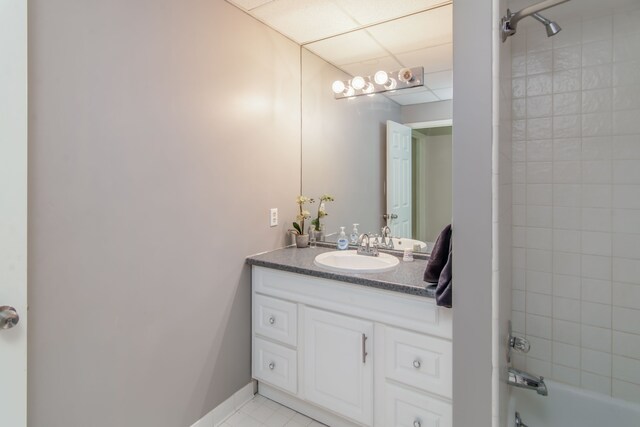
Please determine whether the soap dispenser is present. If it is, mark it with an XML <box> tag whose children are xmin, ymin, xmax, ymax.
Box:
<box><xmin>336</xmin><ymin>227</ymin><xmax>349</xmax><ymax>250</ymax></box>
<box><xmin>350</xmin><ymin>223</ymin><xmax>359</xmax><ymax>244</ymax></box>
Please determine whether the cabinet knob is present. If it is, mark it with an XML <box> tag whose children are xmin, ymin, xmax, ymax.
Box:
<box><xmin>268</xmin><ymin>362</ymin><xmax>275</xmax><ymax>370</ymax></box>
<box><xmin>268</xmin><ymin>316</ymin><xmax>275</xmax><ymax>325</ymax></box>
<box><xmin>413</xmin><ymin>359</ymin><xmax>421</xmax><ymax>369</ymax></box>
<box><xmin>413</xmin><ymin>420</ymin><xmax>421</xmax><ymax>427</ymax></box>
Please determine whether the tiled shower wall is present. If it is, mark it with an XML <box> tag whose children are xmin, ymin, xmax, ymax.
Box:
<box><xmin>510</xmin><ymin>7</ymin><xmax>640</xmax><ymax>404</ymax></box>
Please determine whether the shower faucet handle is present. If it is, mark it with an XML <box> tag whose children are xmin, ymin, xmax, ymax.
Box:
<box><xmin>510</xmin><ymin>335</ymin><xmax>531</xmax><ymax>353</ymax></box>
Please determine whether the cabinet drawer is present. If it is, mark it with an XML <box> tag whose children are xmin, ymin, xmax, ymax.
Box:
<box><xmin>385</xmin><ymin>383</ymin><xmax>452</xmax><ymax>427</ymax></box>
<box><xmin>253</xmin><ymin>294</ymin><xmax>297</xmax><ymax>347</ymax></box>
<box><xmin>385</xmin><ymin>327</ymin><xmax>452</xmax><ymax>398</ymax></box>
<box><xmin>253</xmin><ymin>337</ymin><xmax>297</xmax><ymax>394</ymax></box>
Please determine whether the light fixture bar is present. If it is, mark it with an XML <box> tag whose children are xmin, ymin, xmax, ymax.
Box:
<box><xmin>332</xmin><ymin>66</ymin><xmax>424</xmax><ymax>99</ymax></box>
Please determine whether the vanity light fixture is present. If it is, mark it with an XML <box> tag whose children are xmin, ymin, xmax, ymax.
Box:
<box><xmin>331</xmin><ymin>66</ymin><xmax>423</xmax><ymax>99</ymax></box>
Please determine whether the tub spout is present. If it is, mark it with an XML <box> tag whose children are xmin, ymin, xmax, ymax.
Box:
<box><xmin>508</xmin><ymin>368</ymin><xmax>548</xmax><ymax>396</ymax></box>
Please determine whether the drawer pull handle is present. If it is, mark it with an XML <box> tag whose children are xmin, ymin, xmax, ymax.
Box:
<box><xmin>268</xmin><ymin>362</ymin><xmax>275</xmax><ymax>370</ymax></box>
<box><xmin>414</xmin><ymin>420</ymin><xmax>421</xmax><ymax>427</ymax></box>
<box><xmin>413</xmin><ymin>359</ymin><xmax>421</xmax><ymax>369</ymax></box>
<box><xmin>268</xmin><ymin>316</ymin><xmax>276</xmax><ymax>325</ymax></box>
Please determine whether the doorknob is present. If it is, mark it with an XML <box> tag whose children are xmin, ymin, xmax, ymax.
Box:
<box><xmin>0</xmin><ymin>306</ymin><xmax>19</xmax><ymax>330</ymax></box>
<box><xmin>382</xmin><ymin>213</ymin><xmax>398</xmax><ymax>222</ymax></box>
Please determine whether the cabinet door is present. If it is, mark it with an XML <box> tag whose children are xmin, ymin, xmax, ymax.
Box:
<box><xmin>303</xmin><ymin>307</ymin><xmax>373</xmax><ymax>426</ymax></box>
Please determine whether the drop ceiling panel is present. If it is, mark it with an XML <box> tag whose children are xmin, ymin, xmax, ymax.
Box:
<box><xmin>333</xmin><ymin>0</ymin><xmax>450</xmax><ymax>27</ymax></box>
<box><xmin>227</xmin><ymin>0</ymin><xmax>274</xmax><ymax>11</ymax></box>
<box><xmin>339</xmin><ymin>56</ymin><xmax>404</xmax><ymax>78</ymax></box>
<box><xmin>395</xmin><ymin>43</ymin><xmax>452</xmax><ymax>73</ymax></box>
<box><xmin>386</xmin><ymin>89</ymin><xmax>439</xmax><ymax>105</ymax></box>
<box><xmin>424</xmin><ymin>70</ymin><xmax>453</xmax><ymax>90</ymax></box>
<box><xmin>250</xmin><ymin>0</ymin><xmax>359</xmax><ymax>44</ymax></box>
<box><xmin>432</xmin><ymin>87</ymin><xmax>453</xmax><ymax>100</ymax></box>
<box><xmin>366</xmin><ymin>5</ymin><xmax>452</xmax><ymax>54</ymax></box>
<box><xmin>304</xmin><ymin>31</ymin><xmax>388</xmax><ymax>66</ymax></box>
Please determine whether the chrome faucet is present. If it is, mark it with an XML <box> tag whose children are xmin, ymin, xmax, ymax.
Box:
<box><xmin>507</xmin><ymin>368</ymin><xmax>548</xmax><ymax>396</ymax></box>
<box><xmin>380</xmin><ymin>226</ymin><xmax>394</xmax><ymax>249</ymax></box>
<box><xmin>357</xmin><ymin>233</ymin><xmax>379</xmax><ymax>257</ymax></box>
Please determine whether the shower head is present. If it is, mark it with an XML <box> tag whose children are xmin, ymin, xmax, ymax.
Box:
<box><xmin>501</xmin><ymin>0</ymin><xmax>570</xmax><ymax>42</ymax></box>
<box><xmin>532</xmin><ymin>12</ymin><xmax>562</xmax><ymax>37</ymax></box>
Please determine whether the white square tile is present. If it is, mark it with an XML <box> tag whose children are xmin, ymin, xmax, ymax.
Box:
<box><xmin>526</xmin><ymin>270</ymin><xmax>552</xmax><ymax>294</ymax></box>
<box><xmin>527</xmin><ymin>313</ymin><xmax>552</xmax><ymax>339</ymax></box>
<box><xmin>582</xmin><ymin>113</ymin><xmax>612</xmax><ymax>138</ymax></box>
<box><xmin>582</xmin><ymin>348</ymin><xmax>612</xmax><ymax>376</ymax></box>
<box><xmin>554</xmin><ymin>92</ymin><xmax>582</xmax><ymax>117</ymax></box>
<box><xmin>553</xmin><ymin>296</ymin><xmax>581</xmax><ymax>322</ymax></box>
<box><xmin>513</xmin><ymin>226</ymin><xmax>526</xmax><ymax>247</ymax></box>
<box><xmin>554</xmin><ymin>229</ymin><xmax>581</xmax><ymax>253</ymax></box>
<box><xmin>526</xmin><ymin>357</ymin><xmax>552</xmax><ymax>378</ymax></box>
<box><xmin>612</xmin><ymin>257</ymin><xmax>640</xmax><ymax>285</ymax></box>
<box><xmin>513</xmin><ymin>162</ymin><xmax>526</xmax><ymax>183</ymax></box>
<box><xmin>527</xmin><ymin>51</ymin><xmax>553</xmax><ymax>75</ymax></box>
<box><xmin>553</xmin><ymin>252</ymin><xmax>581</xmax><ymax>276</ymax></box>
<box><xmin>582</xmin><ymin>89</ymin><xmax>612</xmax><ymax>114</ymax></box>
<box><xmin>613</xmin><ymin>380</ymin><xmax>640</xmax><ymax>405</ymax></box>
<box><xmin>513</xmin><ymin>289</ymin><xmax>526</xmax><ymax>312</ymax></box>
<box><xmin>527</xmin><ymin>291</ymin><xmax>552</xmax><ymax>317</ymax></box>
<box><xmin>613</xmin><ymin>307</ymin><xmax>640</xmax><ymax>335</ymax></box>
<box><xmin>582</xmin><ymin>325</ymin><xmax>612</xmax><ymax>352</ymax></box>
<box><xmin>613</xmin><ymin>160</ymin><xmax>640</xmax><ymax>184</ymax></box>
<box><xmin>612</xmin><ymin>209</ymin><xmax>640</xmax><ymax>234</ymax></box>
<box><xmin>554</xmin><ymin>319</ymin><xmax>581</xmax><ymax>345</ymax></box>
<box><xmin>582</xmin><ymin>64</ymin><xmax>613</xmax><ymax>90</ymax></box>
<box><xmin>613</xmin><ymin>185</ymin><xmax>640</xmax><ymax>209</ymax></box>
<box><xmin>554</xmin><ymin>161</ymin><xmax>581</xmax><ymax>183</ymax></box>
<box><xmin>613</xmin><ymin>282</ymin><xmax>640</xmax><ymax>309</ymax></box>
<box><xmin>526</xmin><ymin>336</ymin><xmax>552</xmax><ymax>361</ymax></box>
<box><xmin>581</xmin><ymin>208</ymin><xmax>612</xmax><ymax>232</ymax></box>
<box><xmin>613</xmin><ymin>60</ymin><xmax>640</xmax><ymax>86</ymax></box>
<box><xmin>527</xmin><ymin>74</ymin><xmax>553</xmax><ymax>96</ymax></box>
<box><xmin>527</xmin><ymin>249</ymin><xmax>553</xmax><ymax>272</ymax></box>
<box><xmin>553</xmin><ymin>342</ymin><xmax>581</xmax><ymax>368</ymax></box>
<box><xmin>527</xmin><ymin>183</ymin><xmax>552</xmax><ymax>204</ymax></box>
<box><xmin>527</xmin><ymin>117</ymin><xmax>553</xmax><ymax>139</ymax></box>
<box><xmin>553</xmin><ymin>115</ymin><xmax>581</xmax><ymax>138</ymax></box>
<box><xmin>581</xmin><ymin>371</ymin><xmax>612</xmax><ymax>395</ymax></box>
<box><xmin>553</xmin><ymin>274</ymin><xmax>581</xmax><ymax>299</ymax></box>
<box><xmin>612</xmin><ymin>355</ymin><xmax>640</xmax><ymax>385</ymax></box>
<box><xmin>613</xmin><ymin>330</ymin><xmax>640</xmax><ymax>359</ymax></box>
<box><xmin>613</xmin><ymin>135</ymin><xmax>640</xmax><ymax>160</ymax></box>
<box><xmin>583</xmin><ymin>137</ymin><xmax>612</xmax><ymax>160</ymax></box>
<box><xmin>513</xmin><ymin>119</ymin><xmax>527</xmax><ymax>141</ymax></box>
<box><xmin>553</xmin><ymin>184</ymin><xmax>582</xmax><ymax>207</ymax></box>
<box><xmin>512</xmin><ymin>77</ymin><xmax>526</xmax><ymax>98</ymax></box>
<box><xmin>553</xmin><ymin>45</ymin><xmax>581</xmax><ymax>71</ymax></box>
<box><xmin>582</xmin><ymin>184</ymin><xmax>612</xmax><ymax>208</ymax></box>
<box><xmin>553</xmin><ymin>69</ymin><xmax>581</xmax><ymax>93</ymax></box>
<box><xmin>613</xmin><ymin>32</ymin><xmax>640</xmax><ymax>62</ymax></box>
<box><xmin>553</xmin><ymin>19</ymin><xmax>582</xmax><ymax>48</ymax></box>
<box><xmin>581</xmin><ymin>231</ymin><xmax>612</xmax><ymax>256</ymax></box>
<box><xmin>582</xmin><ymin>15</ymin><xmax>613</xmax><ymax>44</ymax></box>
<box><xmin>512</xmin><ymin>55</ymin><xmax>527</xmax><ymax>77</ymax></box>
<box><xmin>553</xmin><ymin>206</ymin><xmax>581</xmax><ymax>230</ymax></box>
<box><xmin>513</xmin><ymin>184</ymin><xmax>526</xmax><ymax>205</ymax></box>
<box><xmin>612</xmin><ymin>85</ymin><xmax>640</xmax><ymax>111</ymax></box>
<box><xmin>613</xmin><ymin>110</ymin><xmax>640</xmax><ymax>135</ymax></box>
<box><xmin>527</xmin><ymin>28</ymin><xmax>553</xmax><ymax>53</ymax></box>
<box><xmin>513</xmin><ymin>268</ymin><xmax>526</xmax><ymax>290</ymax></box>
<box><xmin>527</xmin><ymin>206</ymin><xmax>553</xmax><ymax>228</ymax></box>
<box><xmin>582</xmin><ymin>40</ymin><xmax>613</xmax><ymax>67</ymax></box>
<box><xmin>525</xmin><ymin>227</ymin><xmax>552</xmax><ymax>250</ymax></box>
<box><xmin>512</xmin><ymin>310</ymin><xmax>526</xmax><ymax>334</ymax></box>
<box><xmin>552</xmin><ymin>364</ymin><xmax>581</xmax><ymax>386</ymax></box>
<box><xmin>582</xmin><ymin>278</ymin><xmax>612</xmax><ymax>304</ymax></box>
<box><xmin>527</xmin><ymin>140</ymin><xmax>553</xmax><ymax>161</ymax></box>
<box><xmin>554</xmin><ymin>137</ymin><xmax>581</xmax><ymax>160</ymax></box>
<box><xmin>612</xmin><ymin>233</ymin><xmax>640</xmax><ymax>259</ymax></box>
<box><xmin>582</xmin><ymin>302</ymin><xmax>612</xmax><ymax>328</ymax></box>
<box><xmin>527</xmin><ymin>165</ymin><xmax>553</xmax><ymax>186</ymax></box>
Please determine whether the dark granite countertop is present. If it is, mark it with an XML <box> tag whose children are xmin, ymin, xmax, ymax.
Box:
<box><xmin>246</xmin><ymin>246</ymin><xmax>436</xmax><ymax>298</ymax></box>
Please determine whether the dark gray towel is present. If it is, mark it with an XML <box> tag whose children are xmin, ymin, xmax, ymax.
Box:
<box><xmin>435</xmin><ymin>240</ymin><xmax>452</xmax><ymax>308</ymax></box>
<box><xmin>424</xmin><ymin>224</ymin><xmax>452</xmax><ymax>282</ymax></box>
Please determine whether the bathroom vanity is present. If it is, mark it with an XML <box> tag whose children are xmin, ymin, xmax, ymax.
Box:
<box><xmin>246</xmin><ymin>247</ymin><xmax>452</xmax><ymax>427</ymax></box>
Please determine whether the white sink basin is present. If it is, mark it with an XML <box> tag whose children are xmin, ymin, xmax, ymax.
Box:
<box><xmin>314</xmin><ymin>250</ymin><xmax>399</xmax><ymax>273</ymax></box>
<box><xmin>387</xmin><ymin>237</ymin><xmax>428</xmax><ymax>251</ymax></box>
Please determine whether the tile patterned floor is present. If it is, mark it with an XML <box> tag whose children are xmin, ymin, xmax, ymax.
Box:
<box><xmin>220</xmin><ymin>394</ymin><xmax>327</xmax><ymax>427</ymax></box>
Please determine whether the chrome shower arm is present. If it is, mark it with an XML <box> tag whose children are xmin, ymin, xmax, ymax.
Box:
<box><xmin>509</xmin><ymin>0</ymin><xmax>569</xmax><ymax>30</ymax></box>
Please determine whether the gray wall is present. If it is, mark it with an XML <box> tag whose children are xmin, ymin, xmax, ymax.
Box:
<box><xmin>28</xmin><ymin>1</ymin><xmax>300</xmax><ymax>426</ymax></box>
<box><xmin>452</xmin><ymin>0</ymin><xmax>494</xmax><ymax>426</ymax></box>
<box><xmin>401</xmin><ymin>99</ymin><xmax>453</xmax><ymax>124</ymax></box>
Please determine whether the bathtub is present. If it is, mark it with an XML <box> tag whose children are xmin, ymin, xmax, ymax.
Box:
<box><xmin>508</xmin><ymin>379</ymin><xmax>640</xmax><ymax>427</ymax></box>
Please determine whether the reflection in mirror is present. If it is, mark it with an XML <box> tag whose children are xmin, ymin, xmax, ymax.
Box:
<box><xmin>301</xmin><ymin>5</ymin><xmax>453</xmax><ymax>253</ymax></box>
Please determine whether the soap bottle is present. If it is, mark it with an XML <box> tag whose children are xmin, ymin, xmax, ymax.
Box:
<box><xmin>336</xmin><ymin>227</ymin><xmax>349</xmax><ymax>250</ymax></box>
<box><xmin>350</xmin><ymin>223</ymin><xmax>359</xmax><ymax>244</ymax></box>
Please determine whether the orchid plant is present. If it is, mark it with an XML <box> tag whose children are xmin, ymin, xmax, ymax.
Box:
<box><xmin>311</xmin><ymin>194</ymin><xmax>335</xmax><ymax>232</ymax></box>
<box><xmin>292</xmin><ymin>195</ymin><xmax>315</xmax><ymax>235</ymax></box>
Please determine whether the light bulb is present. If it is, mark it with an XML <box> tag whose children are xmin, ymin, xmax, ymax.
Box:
<box><xmin>398</xmin><ymin>68</ymin><xmax>413</xmax><ymax>83</ymax></box>
<box><xmin>363</xmin><ymin>82</ymin><xmax>375</xmax><ymax>94</ymax></box>
<box><xmin>332</xmin><ymin>80</ymin><xmax>345</xmax><ymax>94</ymax></box>
<box><xmin>374</xmin><ymin>70</ymin><xmax>389</xmax><ymax>85</ymax></box>
<box><xmin>384</xmin><ymin>78</ymin><xmax>397</xmax><ymax>90</ymax></box>
<box><xmin>351</xmin><ymin>76</ymin><xmax>366</xmax><ymax>90</ymax></box>
<box><xmin>344</xmin><ymin>86</ymin><xmax>355</xmax><ymax>97</ymax></box>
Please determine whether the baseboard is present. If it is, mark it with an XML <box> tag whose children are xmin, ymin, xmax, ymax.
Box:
<box><xmin>190</xmin><ymin>380</ymin><xmax>256</xmax><ymax>427</ymax></box>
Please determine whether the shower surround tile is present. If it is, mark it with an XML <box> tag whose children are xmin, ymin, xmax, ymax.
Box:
<box><xmin>511</xmin><ymin>6</ymin><xmax>640</xmax><ymax>404</ymax></box>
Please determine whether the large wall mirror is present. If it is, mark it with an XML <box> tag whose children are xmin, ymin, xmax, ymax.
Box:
<box><xmin>301</xmin><ymin>4</ymin><xmax>453</xmax><ymax>252</ymax></box>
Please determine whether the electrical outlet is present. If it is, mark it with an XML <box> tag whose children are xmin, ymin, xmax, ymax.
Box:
<box><xmin>269</xmin><ymin>208</ymin><xmax>278</xmax><ymax>227</ymax></box>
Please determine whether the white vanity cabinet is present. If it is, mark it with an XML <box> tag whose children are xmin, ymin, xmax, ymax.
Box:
<box><xmin>251</xmin><ymin>266</ymin><xmax>452</xmax><ymax>427</ymax></box>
